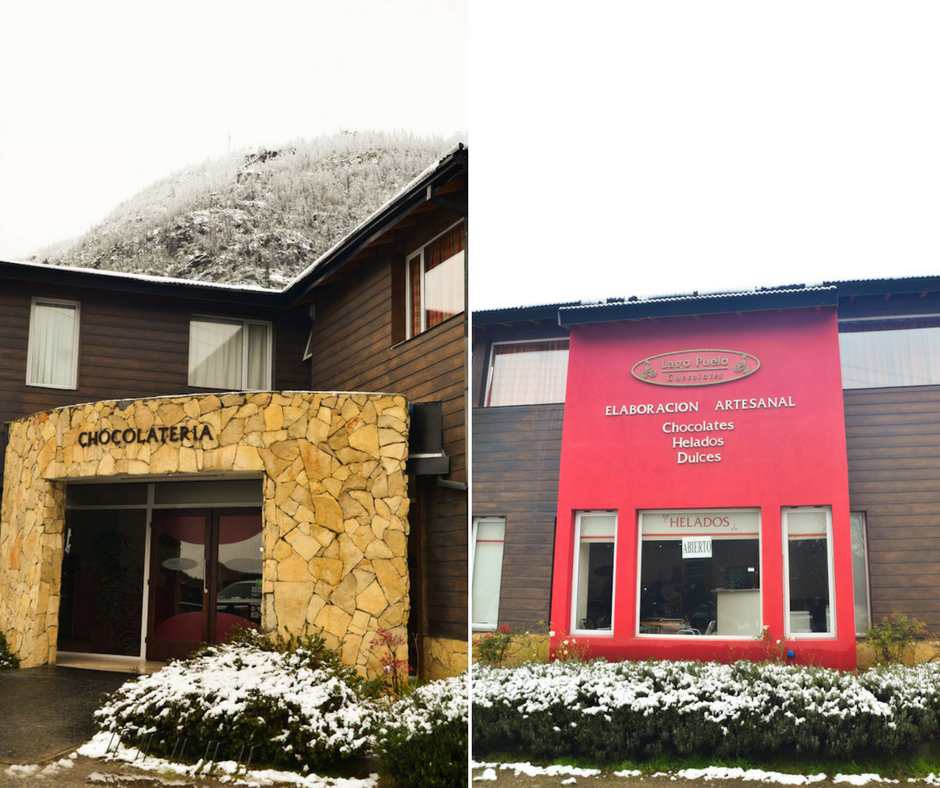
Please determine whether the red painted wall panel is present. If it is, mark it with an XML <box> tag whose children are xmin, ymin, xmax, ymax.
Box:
<box><xmin>549</xmin><ymin>306</ymin><xmax>855</xmax><ymax>669</ymax></box>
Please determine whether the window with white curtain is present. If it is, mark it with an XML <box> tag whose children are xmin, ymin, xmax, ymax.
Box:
<box><xmin>27</xmin><ymin>298</ymin><xmax>80</xmax><ymax>389</ymax></box>
<box><xmin>839</xmin><ymin>318</ymin><xmax>940</xmax><ymax>388</ymax></box>
<box><xmin>485</xmin><ymin>339</ymin><xmax>570</xmax><ymax>406</ymax></box>
<box><xmin>406</xmin><ymin>222</ymin><xmax>465</xmax><ymax>339</ymax></box>
<box><xmin>471</xmin><ymin>517</ymin><xmax>505</xmax><ymax>629</ymax></box>
<box><xmin>188</xmin><ymin>317</ymin><xmax>271</xmax><ymax>390</ymax></box>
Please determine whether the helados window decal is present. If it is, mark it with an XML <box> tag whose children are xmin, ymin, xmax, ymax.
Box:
<box><xmin>632</xmin><ymin>349</ymin><xmax>760</xmax><ymax>387</ymax></box>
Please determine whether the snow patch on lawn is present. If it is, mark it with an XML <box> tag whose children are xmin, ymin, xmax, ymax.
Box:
<box><xmin>834</xmin><ymin>776</ymin><xmax>899</xmax><ymax>785</ymax></box>
<box><xmin>78</xmin><ymin>732</ymin><xmax>378</xmax><ymax>787</ymax></box>
<box><xmin>473</xmin><ymin>768</ymin><xmax>498</xmax><ymax>781</ymax></box>
<box><xmin>677</xmin><ymin>767</ymin><xmax>827</xmax><ymax>784</ymax></box>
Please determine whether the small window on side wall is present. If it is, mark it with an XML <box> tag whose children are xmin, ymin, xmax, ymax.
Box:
<box><xmin>406</xmin><ymin>222</ymin><xmax>465</xmax><ymax>338</ymax></box>
<box><xmin>573</xmin><ymin>511</ymin><xmax>616</xmax><ymax>635</ymax></box>
<box><xmin>783</xmin><ymin>506</ymin><xmax>835</xmax><ymax>638</ymax></box>
<box><xmin>472</xmin><ymin>517</ymin><xmax>505</xmax><ymax>630</ymax></box>
<box><xmin>851</xmin><ymin>511</ymin><xmax>871</xmax><ymax>634</ymax></box>
<box><xmin>189</xmin><ymin>317</ymin><xmax>272</xmax><ymax>391</ymax></box>
<box><xmin>27</xmin><ymin>298</ymin><xmax>80</xmax><ymax>389</ymax></box>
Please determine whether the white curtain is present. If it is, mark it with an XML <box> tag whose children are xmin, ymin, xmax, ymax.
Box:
<box><xmin>189</xmin><ymin>318</ymin><xmax>242</xmax><ymax>389</ymax></box>
<box><xmin>29</xmin><ymin>302</ymin><xmax>78</xmax><ymax>387</ymax></box>
<box><xmin>246</xmin><ymin>323</ymin><xmax>269</xmax><ymax>390</ymax></box>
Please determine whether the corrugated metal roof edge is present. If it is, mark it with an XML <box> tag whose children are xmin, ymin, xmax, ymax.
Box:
<box><xmin>559</xmin><ymin>287</ymin><xmax>838</xmax><ymax>326</ymax></box>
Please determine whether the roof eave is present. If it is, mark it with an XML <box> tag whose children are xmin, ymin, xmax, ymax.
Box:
<box><xmin>558</xmin><ymin>288</ymin><xmax>838</xmax><ymax>327</ymax></box>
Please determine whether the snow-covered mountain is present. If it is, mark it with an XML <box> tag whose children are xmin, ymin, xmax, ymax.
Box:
<box><xmin>31</xmin><ymin>131</ymin><xmax>464</xmax><ymax>288</ymax></box>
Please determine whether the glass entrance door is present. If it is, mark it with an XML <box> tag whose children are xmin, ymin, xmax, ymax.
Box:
<box><xmin>147</xmin><ymin>508</ymin><xmax>262</xmax><ymax>661</ymax></box>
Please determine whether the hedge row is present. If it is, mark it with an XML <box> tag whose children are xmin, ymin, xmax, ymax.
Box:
<box><xmin>472</xmin><ymin>660</ymin><xmax>940</xmax><ymax>761</ymax></box>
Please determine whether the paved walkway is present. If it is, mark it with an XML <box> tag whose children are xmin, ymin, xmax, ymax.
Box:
<box><xmin>0</xmin><ymin>666</ymin><xmax>128</xmax><ymax>765</ymax></box>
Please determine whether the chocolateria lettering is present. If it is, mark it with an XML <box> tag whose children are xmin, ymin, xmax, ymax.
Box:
<box><xmin>78</xmin><ymin>424</ymin><xmax>214</xmax><ymax>447</ymax></box>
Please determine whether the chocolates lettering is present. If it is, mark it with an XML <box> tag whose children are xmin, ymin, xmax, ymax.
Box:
<box><xmin>78</xmin><ymin>424</ymin><xmax>213</xmax><ymax>447</ymax></box>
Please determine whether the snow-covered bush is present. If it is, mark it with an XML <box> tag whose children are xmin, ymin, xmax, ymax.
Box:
<box><xmin>472</xmin><ymin>660</ymin><xmax>940</xmax><ymax>762</ymax></box>
<box><xmin>96</xmin><ymin>636</ymin><xmax>375</xmax><ymax>770</ymax></box>
<box><xmin>374</xmin><ymin>673</ymin><xmax>468</xmax><ymax>788</ymax></box>
<box><xmin>0</xmin><ymin>631</ymin><xmax>18</xmax><ymax>671</ymax></box>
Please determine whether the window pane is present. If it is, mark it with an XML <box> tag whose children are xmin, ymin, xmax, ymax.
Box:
<box><xmin>189</xmin><ymin>319</ymin><xmax>242</xmax><ymax>389</ymax></box>
<box><xmin>786</xmin><ymin>510</ymin><xmax>832</xmax><ymax>635</ymax></box>
<box><xmin>472</xmin><ymin>518</ymin><xmax>505</xmax><ymax>627</ymax></box>
<box><xmin>851</xmin><ymin>512</ymin><xmax>871</xmax><ymax>633</ymax></box>
<box><xmin>246</xmin><ymin>323</ymin><xmax>269</xmax><ymax>390</ymax></box>
<box><xmin>29</xmin><ymin>301</ymin><xmax>78</xmax><ymax>387</ymax></box>
<box><xmin>424</xmin><ymin>251</ymin><xmax>464</xmax><ymax>329</ymax></box>
<box><xmin>575</xmin><ymin>512</ymin><xmax>615</xmax><ymax>631</ymax></box>
<box><xmin>486</xmin><ymin>340</ymin><xmax>570</xmax><ymax>406</ymax></box>
<box><xmin>639</xmin><ymin>510</ymin><xmax>760</xmax><ymax>637</ymax></box>
<box><xmin>840</xmin><ymin>320</ymin><xmax>940</xmax><ymax>388</ymax></box>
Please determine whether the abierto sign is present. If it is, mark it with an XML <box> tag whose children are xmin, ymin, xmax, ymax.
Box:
<box><xmin>633</xmin><ymin>349</ymin><xmax>760</xmax><ymax>387</ymax></box>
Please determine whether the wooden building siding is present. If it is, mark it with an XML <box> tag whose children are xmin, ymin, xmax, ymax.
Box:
<box><xmin>845</xmin><ymin>384</ymin><xmax>940</xmax><ymax>628</ymax></box>
<box><xmin>305</xmin><ymin>208</ymin><xmax>467</xmax><ymax>641</ymax></box>
<box><xmin>472</xmin><ymin>404</ymin><xmax>564</xmax><ymax>628</ymax></box>
<box><xmin>0</xmin><ymin>279</ymin><xmax>309</xmax><ymax>432</ymax></box>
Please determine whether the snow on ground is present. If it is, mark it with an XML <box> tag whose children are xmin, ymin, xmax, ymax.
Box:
<box><xmin>470</xmin><ymin>762</ymin><xmax>940</xmax><ymax>785</ymax></box>
<box><xmin>676</xmin><ymin>767</ymin><xmax>828</xmax><ymax>784</ymax></box>
<box><xmin>4</xmin><ymin>753</ymin><xmax>77</xmax><ymax>781</ymax></box>
<box><xmin>77</xmin><ymin>732</ymin><xmax>378</xmax><ymax>788</ymax></box>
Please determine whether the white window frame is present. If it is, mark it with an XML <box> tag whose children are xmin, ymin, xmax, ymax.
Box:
<box><xmin>782</xmin><ymin>506</ymin><xmax>837</xmax><ymax>639</ymax></box>
<box><xmin>851</xmin><ymin>510</ymin><xmax>873</xmax><ymax>636</ymax></box>
<box><xmin>404</xmin><ymin>219</ymin><xmax>465</xmax><ymax>339</ymax></box>
<box><xmin>188</xmin><ymin>315</ymin><xmax>273</xmax><ymax>391</ymax></box>
<box><xmin>484</xmin><ymin>337</ymin><xmax>570</xmax><ymax>407</ymax></box>
<box><xmin>636</xmin><ymin>508</ymin><xmax>762</xmax><ymax>639</ymax></box>
<box><xmin>571</xmin><ymin>510</ymin><xmax>617</xmax><ymax>637</ymax></box>
<box><xmin>471</xmin><ymin>516</ymin><xmax>506</xmax><ymax>631</ymax></box>
<box><xmin>26</xmin><ymin>297</ymin><xmax>81</xmax><ymax>390</ymax></box>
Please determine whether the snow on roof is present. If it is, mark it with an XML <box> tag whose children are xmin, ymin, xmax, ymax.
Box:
<box><xmin>558</xmin><ymin>285</ymin><xmax>837</xmax><ymax>312</ymax></box>
<box><xmin>0</xmin><ymin>143</ymin><xmax>467</xmax><ymax>297</ymax></box>
<box><xmin>0</xmin><ymin>256</ymin><xmax>277</xmax><ymax>293</ymax></box>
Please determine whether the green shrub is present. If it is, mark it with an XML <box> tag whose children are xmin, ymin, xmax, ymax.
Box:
<box><xmin>374</xmin><ymin>673</ymin><xmax>468</xmax><ymax>788</ymax></box>
<box><xmin>0</xmin><ymin>631</ymin><xmax>18</xmax><ymax>671</ymax></box>
<box><xmin>96</xmin><ymin>630</ymin><xmax>375</xmax><ymax>770</ymax></box>
<box><xmin>474</xmin><ymin>624</ymin><xmax>515</xmax><ymax>667</ymax></box>
<box><xmin>472</xmin><ymin>659</ymin><xmax>940</xmax><ymax>763</ymax></box>
<box><xmin>866</xmin><ymin>613</ymin><xmax>929</xmax><ymax>664</ymax></box>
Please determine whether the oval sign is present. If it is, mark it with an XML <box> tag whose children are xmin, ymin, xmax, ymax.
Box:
<box><xmin>632</xmin><ymin>349</ymin><xmax>760</xmax><ymax>387</ymax></box>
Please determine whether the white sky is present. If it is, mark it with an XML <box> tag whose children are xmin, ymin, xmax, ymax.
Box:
<box><xmin>470</xmin><ymin>2</ymin><xmax>940</xmax><ymax>310</ymax></box>
<box><xmin>5</xmin><ymin>3</ymin><xmax>940</xmax><ymax>310</ymax></box>
<box><xmin>0</xmin><ymin>0</ymin><xmax>467</xmax><ymax>259</ymax></box>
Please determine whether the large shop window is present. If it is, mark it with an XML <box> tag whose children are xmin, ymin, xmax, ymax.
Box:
<box><xmin>840</xmin><ymin>318</ymin><xmax>940</xmax><ymax>389</ymax></box>
<box><xmin>485</xmin><ymin>339</ymin><xmax>570</xmax><ymax>406</ymax></box>
<box><xmin>638</xmin><ymin>510</ymin><xmax>761</xmax><ymax>637</ymax></box>
<box><xmin>189</xmin><ymin>317</ymin><xmax>271</xmax><ymax>390</ymax></box>
<box><xmin>471</xmin><ymin>517</ymin><xmax>505</xmax><ymax>629</ymax></box>
<box><xmin>783</xmin><ymin>507</ymin><xmax>835</xmax><ymax>637</ymax></box>
<box><xmin>407</xmin><ymin>222</ymin><xmax>465</xmax><ymax>338</ymax></box>
<box><xmin>851</xmin><ymin>511</ymin><xmax>871</xmax><ymax>633</ymax></box>
<box><xmin>573</xmin><ymin>512</ymin><xmax>616</xmax><ymax>634</ymax></box>
<box><xmin>27</xmin><ymin>298</ymin><xmax>80</xmax><ymax>389</ymax></box>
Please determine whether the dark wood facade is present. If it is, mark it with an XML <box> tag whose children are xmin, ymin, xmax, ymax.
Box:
<box><xmin>0</xmin><ymin>277</ymin><xmax>309</xmax><ymax>430</ymax></box>
<box><xmin>471</xmin><ymin>318</ymin><xmax>568</xmax><ymax>628</ymax></box>
<box><xmin>845</xmin><ymin>385</ymin><xmax>940</xmax><ymax>629</ymax></box>
<box><xmin>302</xmin><ymin>168</ymin><xmax>468</xmax><ymax>643</ymax></box>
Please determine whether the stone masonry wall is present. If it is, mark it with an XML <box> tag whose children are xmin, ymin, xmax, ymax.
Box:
<box><xmin>0</xmin><ymin>391</ymin><xmax>409</xmax><ymax>675</ymax></box>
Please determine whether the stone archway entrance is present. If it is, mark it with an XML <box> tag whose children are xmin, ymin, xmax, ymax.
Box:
<box><xmin>0</xmin><ymin>391</ymin><xmax>410</xmax><ymax>677</ymax></box>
